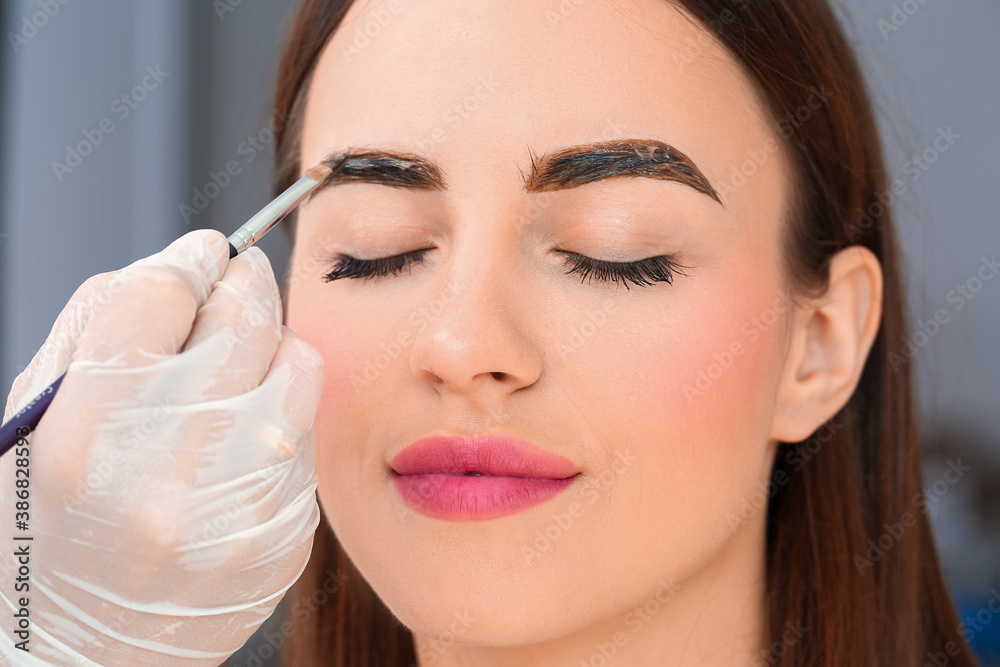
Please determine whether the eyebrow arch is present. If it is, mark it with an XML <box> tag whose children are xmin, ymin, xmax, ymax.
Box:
<box><xmin>308</xmin><ymin>138</ymin><xmax>721</xmax><ymax>205</ymax></box>
<box><xmin>522</xmin><ymin>139</ymin><xmax>721</xmax><ymax>204</ymax></box>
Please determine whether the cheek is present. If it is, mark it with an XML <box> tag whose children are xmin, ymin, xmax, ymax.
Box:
<box><xmin>285</xmin><ymin>283</ymin><xmax>368</xmax><ymax>498</ymax></box>
<box><xmin>285</xmin><ymin>267</ymin><xmax>390</xmax><ymax>417</ymax></box>
<box><xmin>672</xmin><ymin>288</ymin><xmax>787</xmax><ymax>437</ymax></box>
<box><xmin>285</xmin><ymin>281</ymin><xmax>425</xmax><ymax>523</ymax></box>
<box><xmin>586</xmin><ymin>280</ymin><xmax>787</xmax><ymax>547</ymax></box>
<box><xmin>287</xmin><ymin>287</ymin><xmax>353</xmax><ymax>414</ymax></box>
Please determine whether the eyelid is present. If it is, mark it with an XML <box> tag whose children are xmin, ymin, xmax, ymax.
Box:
<box><xmin>321</xmin><ymin>247</ymin><xmax>434</xmax><ymax>283</ymax></box>
<box><xmin>553</xmin><ymin>250</ymin><xmax>692</xmax><ymax>291</ymax></box>
<box><xmin>321</xmin><ymin>246</ymin><xmax>693</xmax><ymax>291</ymax></box>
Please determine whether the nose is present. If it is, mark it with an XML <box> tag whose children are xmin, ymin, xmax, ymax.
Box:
<box><xmin>408</xmin><ymin>231</ymin><xmax>542</xmax><ymax>399</ymax></box>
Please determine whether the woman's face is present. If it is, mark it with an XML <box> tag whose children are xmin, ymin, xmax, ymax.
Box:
<box><xmin>286</xmin><ymin>0</ymin><xmax>793</xmax><ymax>651</ymax></box>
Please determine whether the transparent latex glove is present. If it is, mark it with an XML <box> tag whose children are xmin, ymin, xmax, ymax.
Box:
<box><xmin>0</xmin><ymin>230</ymin><xmax>325</xmax><ymax>666</ymax></box>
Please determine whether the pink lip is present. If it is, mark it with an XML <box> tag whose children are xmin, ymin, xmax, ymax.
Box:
<box><xmin>390</xmin><ymin>435</ymin><xmax>579</xmax><ymax>521</ymax></box>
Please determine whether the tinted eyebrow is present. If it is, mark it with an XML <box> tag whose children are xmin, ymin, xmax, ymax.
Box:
<box><xmin>522</xmin><ymin>139</ymin><xmax>721</xmax><ymax>204</ymax></box>
<box><xmin>309</xmin><ymin>138</ymin><xmax>720</xmax><ymax>205</ymax></box>
<box><xmin>312</xmin><ymin>149</ymin><xmax>447</xmax><ymax>193</ymax></box>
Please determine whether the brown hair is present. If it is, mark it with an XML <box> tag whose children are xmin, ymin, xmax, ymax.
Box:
<box><xmin>271</xmin><ymin>1</ymin><xmax>978</xmax><ymax>665</ymax></box>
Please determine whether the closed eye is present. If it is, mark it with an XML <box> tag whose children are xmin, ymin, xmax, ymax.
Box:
<box><xmin>321</xmin><ymin>248</ymin><xmax>693</xmax><ymax>290</ymax></box>
<box><xmin>322</xmin><ymin>248</ymin><xmax>434</xmax><ymax>283</ymax></box>
<box><xmin>553</xmin><ymin>250</ymin><xmax>692</xmax><ymax>291</ymax></box>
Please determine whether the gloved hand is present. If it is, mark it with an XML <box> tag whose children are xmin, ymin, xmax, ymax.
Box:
<box><xmin>0</xmin><ymin>230</ymin><xmax>325</xmax><ymax>666</ymax></box>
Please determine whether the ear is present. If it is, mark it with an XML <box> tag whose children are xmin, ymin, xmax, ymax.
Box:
<box><xmin>770</xmin><ymin>245</ymin><xmax>884</xmax><ymax>443</ymax></box>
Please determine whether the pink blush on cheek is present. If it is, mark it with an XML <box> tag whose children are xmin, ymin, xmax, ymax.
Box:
<box><xmin>317</xmin><ymin>341</ymin><xmax>364</xmax><ymax>417</ymax></box>
<box><xmin>285</xmin><ymin>320</ymin><xmax>360</xmax><ymax>414</ymax></box>
<box><xmin>668</xmin><ymin>292</ymin><xmax>786</xmax><ymax>421</ymax></box>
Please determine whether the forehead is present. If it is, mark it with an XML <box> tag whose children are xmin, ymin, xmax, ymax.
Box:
<box><xmin>301</xmin><ymin>0</ymin><xmax>784</xmax><ymax>211</ymax></box>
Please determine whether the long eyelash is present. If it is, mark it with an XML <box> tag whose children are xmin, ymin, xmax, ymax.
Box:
<box><xmin>321</xmin><ymin>248</ymin><xmax>693</xmax><ymax>290</ymax></box>
<box><xmin>555</xmin><ymin>250</ymin><xmax>692</xmax><ymax>291</ymax></box>
<box><xmin>322</xmin><ymin>249</ymin><xmax>431</xmax><ymax>283</ymax></box>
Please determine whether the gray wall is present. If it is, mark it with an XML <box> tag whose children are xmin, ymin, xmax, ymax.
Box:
<box><xmin>2</xmin><ymin>1</ymin><xmax>998</xmax><ymax>665</ymax></box>
<box><xmin>836</xmin><ymin>0</ymin><xmax>999</xmax><ymax>458</ymax></box>
<box><xmin>0</xmin><ymin>0</ymin><xmax>293</xmax><ymax>388</ymax></box>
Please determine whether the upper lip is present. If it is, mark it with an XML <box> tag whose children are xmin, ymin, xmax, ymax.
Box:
<box><xmin>390</xmin><ymin>435</ymin><xmax>578</xmax><ymax>479</ymax></box>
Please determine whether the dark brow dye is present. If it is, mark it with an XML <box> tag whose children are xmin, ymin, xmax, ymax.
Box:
<box><xmin>522</xmin><ymin>139</ymin><xmax>721</xmax><ymax>204</ymax></box>
<box><xmin>315</xmin><ymin>149</ymin><xmax>447</xmax><ymax>191</ymax></box>
<box><xmin>308</xmin><ymin>138</ymin><xmax>720</xmax><ymax>205</ymax></box>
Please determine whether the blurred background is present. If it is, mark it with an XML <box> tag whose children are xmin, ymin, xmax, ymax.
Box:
<box><xmin>1</xmin><ymin>1</ymin><xmax>997</xmax><ymax>665</ymax></box>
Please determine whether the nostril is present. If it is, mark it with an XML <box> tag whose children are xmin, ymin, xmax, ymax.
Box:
<box><xmin>491</xmin><ymin>371</ymin><xmax>504</xmax><ymax>380</ymax></box>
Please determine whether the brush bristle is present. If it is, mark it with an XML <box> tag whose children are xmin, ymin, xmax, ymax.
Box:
<box><xmin>305</xmin><ymin>162</ymin><xmax>334</xmax><ymax>183</ymax></box>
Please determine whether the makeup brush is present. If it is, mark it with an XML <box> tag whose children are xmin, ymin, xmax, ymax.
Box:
<box><xmin>0</xmin><ymin>160</ymin><xmax>334</xmax><ymax>458</ymax></box>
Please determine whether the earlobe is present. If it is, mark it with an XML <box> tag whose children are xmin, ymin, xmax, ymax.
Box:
<box><xmin>771</xmin><ymin>245</ymin><xmax>884</xmax><ymax>443</ymax></box>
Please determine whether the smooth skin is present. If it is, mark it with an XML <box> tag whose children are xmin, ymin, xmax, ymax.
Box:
<box><xmin>284</xmin><ymin>0</ymin><xmax>883</xmax><ymax>664</ymax></box>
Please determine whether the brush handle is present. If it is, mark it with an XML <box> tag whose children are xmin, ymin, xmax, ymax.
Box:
<box><xmin>0</xmin><ymin>242</ymin><xmax>240</xmax><ymax>454</ymax></box>
<box><xmin>0</xmin><ymin>372</ymin><xmax>66</xmax><ymax>455</ymax></box>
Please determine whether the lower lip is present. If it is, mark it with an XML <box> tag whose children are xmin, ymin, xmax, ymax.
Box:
<box><xmin>391</xmin><ymin>472</ymin><xmax>577</xmax><ymax>521</ymax></box>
